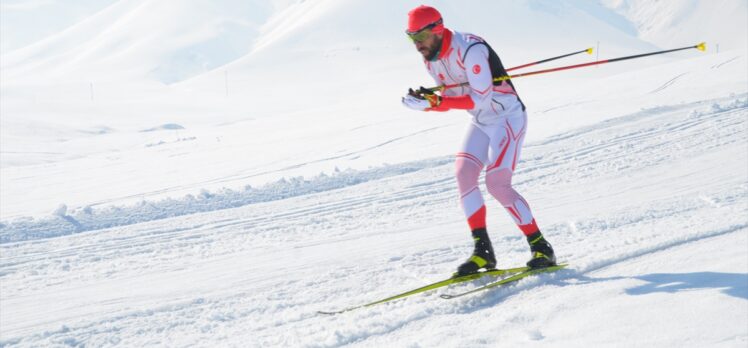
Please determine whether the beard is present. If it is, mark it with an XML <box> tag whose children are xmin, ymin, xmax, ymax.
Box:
<box><xmin>420</xmin><ymin>39</ymin><xmax>441</xmax><ymax>61</ymax></box>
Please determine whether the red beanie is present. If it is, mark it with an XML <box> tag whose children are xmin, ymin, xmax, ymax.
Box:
<box><xmin>407</xmin><ymin>5</ymin><xmax>444</xmax><ymax>34</ymax></box>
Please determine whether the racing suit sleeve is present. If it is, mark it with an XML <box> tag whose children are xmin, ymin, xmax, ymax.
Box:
<box><xmin>429</xmin><ymin>43</ymin><xmax>492</xmax><ymax>112</ymax></box>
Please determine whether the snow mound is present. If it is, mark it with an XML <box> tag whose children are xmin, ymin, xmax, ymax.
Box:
<box><xmin>0</xmin><ymin>156</ymin><xmax>451</xmax><ymax>244</ymax></box>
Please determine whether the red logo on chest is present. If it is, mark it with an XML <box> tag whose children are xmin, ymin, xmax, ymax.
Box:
<box><xmin>438</xmin><ymin>73</ymin><xmax>445</xmax><ymax>81</ymax></box>
<box><xmin>472</xmin><ymin>64</ymin><xmax>481</xmax><ymax>74</ymax></box>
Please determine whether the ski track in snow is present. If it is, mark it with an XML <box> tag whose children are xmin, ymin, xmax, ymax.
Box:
<box><xmin>1</xmin><ymin>93</ymin><xmax>746</xmax><ymax>346</ymax></box>
<box><xmin>711</xmin><ymin>56</ymin><xmax>741</xmax><ymax>69</ymax></box>
<box><xmin>648</xmin><ymin>72</ymin><xmax>689</xmax><ymax>93</ymax></box>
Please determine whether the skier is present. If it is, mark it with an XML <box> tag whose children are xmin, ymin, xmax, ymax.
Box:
<box><xmin>401</xmin><ymin>5</ymin><xmax>556</xmax><ymax>276</ymax></box>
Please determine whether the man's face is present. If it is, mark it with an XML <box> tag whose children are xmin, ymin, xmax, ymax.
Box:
<box><xmin>412</xmin><ymin>32</ymin><xmax>441</xmax><ymax>60</ymax></box>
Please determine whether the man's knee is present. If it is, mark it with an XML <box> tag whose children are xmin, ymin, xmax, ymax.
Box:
<box><xmin>455</xmin><ymin>156</ymin><xmax>482</xmax><ymax>188</ymax></box>
<box><xmin>485</xmin><ymin>168</ymin><xmax>515</xmax><ymax>204</ymax></box>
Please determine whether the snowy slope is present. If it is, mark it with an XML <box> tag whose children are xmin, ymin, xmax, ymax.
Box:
<box><xmin>602</xmin><ymin>0</ymin><xmax>748</xmax><ymax>51</ymax></box>
<box><xmin>1</xmin><ymin>1</ymin><xmax>747</xmax><ymax>347</ymax></box>
<box><xmin>0</xmin><ymin>0</ymin><xmax>296</xmax><ymax>83</ymax></box>
<box><xmin>2</xmin><ymin>0</ymin><xmax>741</xmax><ymax>219</ymax></box>
<box><xmin>0</xmin><ymin>0</ymin><xmax>654</xmax><ymax>84</ymax></box>
<box><xmin>2</xmin><ymin>88</ymin><xmax>745</xmax><ymax>346</ymax></box>
<box><xmin>0</xmin><ymin>0</ymin><xmax>118</xmax><ymax>54</ymax></box>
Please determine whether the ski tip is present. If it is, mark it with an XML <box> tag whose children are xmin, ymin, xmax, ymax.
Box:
<box><xmin>317</xmin><ymin>310</ymin><xmax>341</xmax><ymax>316</ymax></box>
<box><xmin>696</xmin><ymin>42</ymin><xmax>706</xmax><ymax>52</ymax></box>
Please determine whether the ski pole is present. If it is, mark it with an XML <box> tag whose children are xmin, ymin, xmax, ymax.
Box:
<box><xmin>430</xmin><ymin>47</ymin><xmax>593</xmax><ymax>92</ymax></box>
<box><xmin>506</xmin><ymin>47</ymin><xmax>593</xmax><ymax>72</ymax></box>
<box><xmin>506</xmin><ymin>42</ymin><xmax>706</xmax><ymax>80</ymax></box>
<box><xmin>426</xmin><ymin>42</ymin><xmax>706</xmax><ymax>93</ymax></box>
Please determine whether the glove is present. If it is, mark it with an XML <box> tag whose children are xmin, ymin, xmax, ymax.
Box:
<box><xmin>402</xmin><ymin>94</ymin><xmax>431</xmax><ymax>111</ymax></box>
<box><xmin>401</xmin><ymin>87</ymin><xmax>442</xmax><ymax>111</ymax></box>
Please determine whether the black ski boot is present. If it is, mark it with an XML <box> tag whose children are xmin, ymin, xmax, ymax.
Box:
<box><xmin>526</xmin><ymin>231</ymin><xmax>556</xmax><ymax>268</ymax></box>
<box><xmin>455</xmin><ymin>228</ymin><xmax>497</xmax><ymax>276</ymax></box>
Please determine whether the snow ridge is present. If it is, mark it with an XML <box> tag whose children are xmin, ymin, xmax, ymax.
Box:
<box><xmin>0</xmin><ymin>157</ymin><xmax>452</xmax><ymax>244</ymax></box>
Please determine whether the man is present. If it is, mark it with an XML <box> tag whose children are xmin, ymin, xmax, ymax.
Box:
<box><xmin>401</xmin><ymin>5</ymin><xmax>556</xmax><ymax>276</ymax></box>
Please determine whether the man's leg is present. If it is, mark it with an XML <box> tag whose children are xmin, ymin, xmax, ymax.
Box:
<box><xmin>454</xmin><ymin>124</ymin><xmax>496</xmax><ymax>275</ymax></box>
<box><xmin>484</xmin><ymin>114</ymin><xmax>556</xmax><ymax>268</ymax></box>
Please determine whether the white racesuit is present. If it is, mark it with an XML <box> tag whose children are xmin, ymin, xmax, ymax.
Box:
<box><xmin>423</xmin><ymin>29</ymin><xmax>539</xmax><ymax>236</ymax></box>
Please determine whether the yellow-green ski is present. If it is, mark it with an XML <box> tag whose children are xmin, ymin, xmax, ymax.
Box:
<box><xmin>317</xmin><ymin>266</ymin><xmax>529</xmax><ymax>315</ymax></box>
<box><xmin>439</xmin><ymin>263</ymin><xmax>568</xmax><ymax>299</ymax></box>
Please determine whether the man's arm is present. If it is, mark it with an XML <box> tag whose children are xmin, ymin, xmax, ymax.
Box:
<box><xmin>428</xmin><ymin>43</ymin><xmax>492</xmax><ymax>112</ymax></box>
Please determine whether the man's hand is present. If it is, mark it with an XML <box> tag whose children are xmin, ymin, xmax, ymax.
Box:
<box><xmin>402</xmin><ymin>87</ymin><xmax>442</xmax><ymax>111</ymax></box>
<box><xmin>402</xmin><ymin>94</ymin><xmax>431</xmax><ymax>111</ymax></box>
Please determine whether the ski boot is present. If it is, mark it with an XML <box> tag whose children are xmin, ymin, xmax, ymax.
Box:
<box><xmin>454</xmin><ymin>228</ymin><xmax>497</xmax><ymax>276</ymax></box>
<box><xmin>526</xmin><ymin>231</ymin><xmax>556</xmax><ymax>268</ymax></box>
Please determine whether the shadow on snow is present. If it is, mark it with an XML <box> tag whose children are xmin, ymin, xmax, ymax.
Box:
<box><xmin>625</xmin><ymin>272</ymin><xmax>748</xmax><ymax>300</ymax></box>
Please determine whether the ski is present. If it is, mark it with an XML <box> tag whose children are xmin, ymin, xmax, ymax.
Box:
<box><xmin>439</xmin><ymin>263</ymin><xmax>568</xmax><ymax>299</ymax></box>
<box><xmin>317</xmin><ymin>266</ymin><xmax>530</xmax><ymax>315</ymax></box>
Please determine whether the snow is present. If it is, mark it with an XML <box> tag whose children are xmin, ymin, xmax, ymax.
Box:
<box><xmin>0</xmin><ymin>0</ymin><xmax>118</xmax><ymax>54</ymax></box>
<box><xmin>1</xmin><ymin>0</ymin><xmax>747</xmax><ymax>347</ymax></box>
<box><xmin>601</xmin><ymin>0</ymin><xmax>748</xmax><ymax>52</ymax></box>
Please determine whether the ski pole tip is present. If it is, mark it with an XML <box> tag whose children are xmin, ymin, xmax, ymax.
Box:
<box><xmin>586</xmin><ymin>47</ymin><xmax>594</xmax><ymax>55</ymax></box>
<box><xmin>696</xmin><ymin>42</ymin><xmax>706</xmax><ymax>52</ymax></box>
